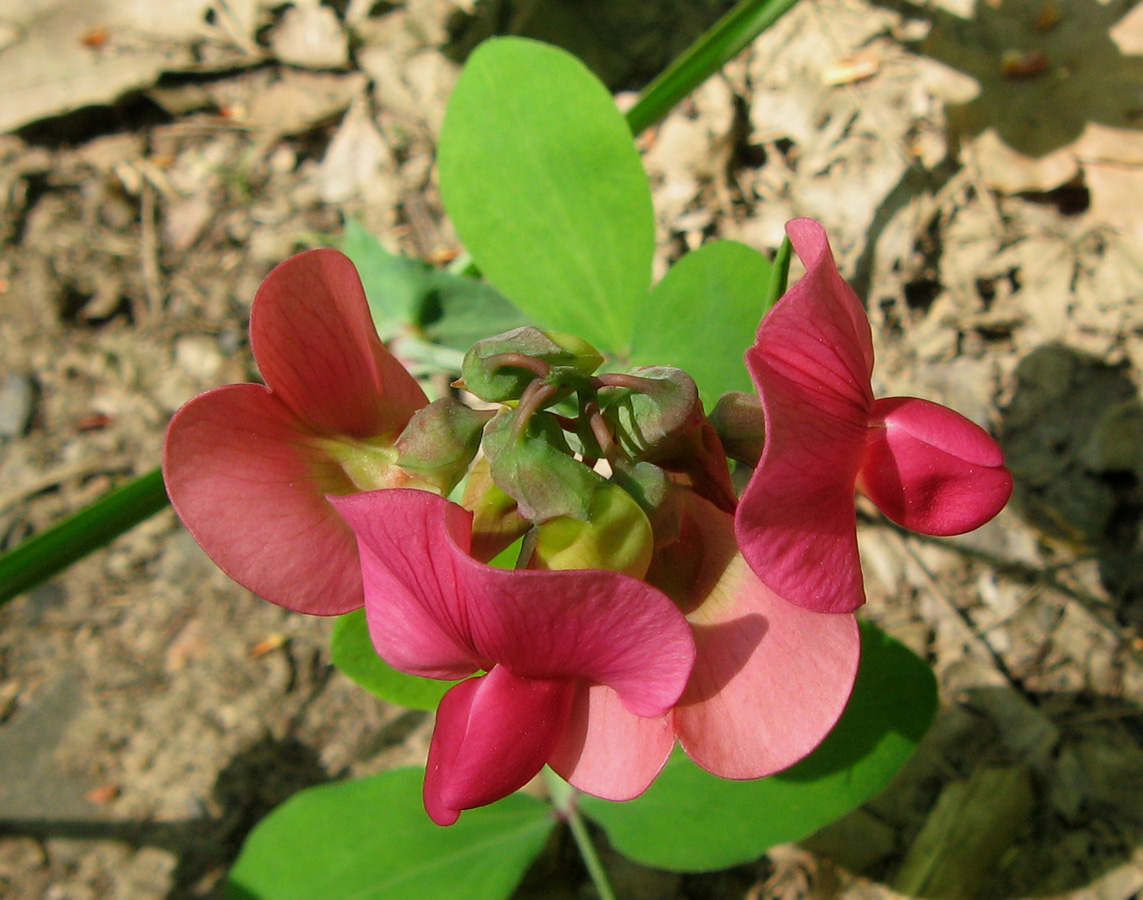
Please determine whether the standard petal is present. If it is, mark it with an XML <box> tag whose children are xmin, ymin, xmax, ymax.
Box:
<box><xmin>331</xmin><ymin>490</ymin><xmax>482</xmax><ymax>679</ymax></box>
<box><xmin>860</xmin><ymin>397</ymin><xmax>1013</xmax><ymax>535</ymax></box>
<box><xmin>335</xmin><ymin>490</ymin><xmax>696</xmax><ymax>717</ymax></box>
<box><xmin>250</xmin><ymin>249</ymin><xmax>428</xmax><ymax>438</ymax></box>
<box><xmin>424</xmin><ymin>667</ymin><xmax>576</xmax><ymax>826</ymax></box>
<box><xmin>163</xmin><ymin>383</ymin><xmax>364</xmax><ymax>615</ymax></box>
<box><xmin>673</xmin><ymin>499</ymin><xmax>860</xmax><ymax>779</ymax></box>
<box><xmin>738</xmin><ymin>218</ymin><xmax>875</xmax><ymax>614</ymax></box>
<box><xmin>548</xmin><ymin>684</ymin><xmax>675</xmax><ymax>801</ymax></box>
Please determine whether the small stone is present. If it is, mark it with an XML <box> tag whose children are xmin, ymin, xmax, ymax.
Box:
<box><xmin>269</xmin><ymin>5</ymin><xmax>349</xmax><ymax>69</ymax></box>
<box><xmin>0</xmin><ymin>372</ymin><xmax>36</xmax><ymax>439</ymax></box>
<box><xmin>174</xmin><ymin>335</ymin><xmax>224</xmax><ymax>381</ymax></box>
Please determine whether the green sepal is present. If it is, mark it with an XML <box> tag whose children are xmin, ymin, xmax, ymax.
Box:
<box><xmin>396</xmin><ymin>398</ymin><xmax>494</xmax><ymax>495</ymax></box>
<box><xmin>482</xmin><ymin>408</ymin><xmax>602</xmax><ymax>523</ymax></box>
<box><xmin>601</xmin><ymin>367</ymin><xmax>703</xmax><ymax>461</ymax></box>
<box><xmin>461</xmin><ymin>326</ymin><xmax>601</xmax><ymax>404</ymax></box>
<box><xmin>531</xmin><ymin>482</ymin><xmax>654</xmax><ymax>578</ymax></box>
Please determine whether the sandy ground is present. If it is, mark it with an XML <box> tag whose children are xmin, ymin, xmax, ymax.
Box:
<box><xmin>3</xmin><ymin>0</ymin><xmax>1143</xmax><ymax>898</ymax></box>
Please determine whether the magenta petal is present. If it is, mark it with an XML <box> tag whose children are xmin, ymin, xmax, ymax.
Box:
<box><xmin>331</xmin><ymin>490</ymin><xmax>482</xmax><ymax>679</ymax></box>
<box><xmin>162</xmin><ymin>383</ymin><xmax>363</xmax><ymax>615</ymax></box>
<box><xmin>860</xmin><ymin>397</ymin><xmax>1013</xmax><ymax>535</ymax></box>
<box><xmin>465</xmin><ymin>564</ymin><xmax>694</xmax><ymax>718</ymax></box>
<box><xmin>548</xmin><ymin>684</ymin><xmax>675</xmax><ymax>801</ymax></box>
<box><xmin>737</xmin><ymin>218</ymin><xmax>875</xmax><ymax>613</ymax></box>
<box><xmin>334</xmin><ymin>489</ymin><xmax>695</xmax><ymax>716</ymax></box>
<box><xmin>424</xmin><ymin>668</ymin><xmax>576</xmax><ymax>825</ymax></box>
<box><xmin>250</xmin><ymin>249</ymin><xmax>427</xmax><ymax>438</ymax></box>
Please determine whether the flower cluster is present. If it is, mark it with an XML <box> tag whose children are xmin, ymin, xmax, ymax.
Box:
<box><xmin>163</xmin><ymin>219</ymin><xmax>1011</xmax><ymax>825</ymax></box>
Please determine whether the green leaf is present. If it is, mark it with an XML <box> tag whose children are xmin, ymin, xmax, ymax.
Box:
<box><xmin>228</xmin><ymin>767</ymin><xmax>555</xmax><ymax>900</ymax></box>
<box><xmin>342</xmin><ymin>220</ymin><xmax>530</xmax><ymax>351</ymax></box>
<box><xmin>342</xmin><ymin>220</ymin><xmax>426</xmax><ymax>340</ymax></box>
<box><xmin>438</xmin><ymin>38</ymin><xmax>655</xmax><ymax>356</ymax></box>
<box><xmin>330</xmin><ymin>610</ymin><xmax>458</xmax><ymax>711</ymax></box>
<box><xmin>579</xmin><ymin>621</ymin><xmax>938</xmax><ymax>872</ymax></box>
<box><xmin>631</xmin><ymin>241</ymin><xmax>772</xmax><ymax>409</ymax></box>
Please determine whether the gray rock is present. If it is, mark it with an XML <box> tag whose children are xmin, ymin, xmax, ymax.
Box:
<box><xmin>0</xmin><ymin>372</ymin><xmax>35</xmax><ymax>439</ymax></box>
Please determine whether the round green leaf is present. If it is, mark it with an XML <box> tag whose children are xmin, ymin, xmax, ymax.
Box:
<box><xmin>330</xmin><ymin>609</ymin><xmax>458</xmax><ymax>711</ymax></box>
<box><xmin>228</xmin><ymin>767</ymin><xmax>555</xmax><ymax>900</ymax></box>
<box><xmin>632</xmin><ymin>240</ymin><xmax>773</xmax><ymax>409</ymax></box>
<box><xmin>438</xmin><ymin>38</ymin><xmax>655</xmax><ymax>356</ymax></box>
<box><xmin>578</xmin><ymin>620</ymin><xmax>938</xmax><ymax>871</ymax></box>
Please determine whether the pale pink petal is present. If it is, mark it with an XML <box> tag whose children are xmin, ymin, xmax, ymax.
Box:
<box><xmin>860</xmin><ymin>397</ymin><xmax>1013</xmax><ymax>535</ymax></box>
<box><xmin>163</xmin><ymin>384</ymin><xmax>363</xmax><ymax>615</ymax></box>
<box><xmin>674</xmin><ymin>496</ymin><xmax>861</xmax><ymax>778</ymax></box>
<box><xmin>424</xmin><ymin>668</ymin><xmax>576</xmax><ymax>826</ymax></box>
<box><xmin>331</xmin><ymin>490</ymin><xmax>482</xmax><ymax>680</ymax></box>
<box><xmin>335</xmin><ymin>489</ymin><xmax>695</xmax><ymax>716</ymax></box>
<box><xmin>548</xmin><ymin>684</ymin><xmax>675</xmax><ymax>801</ymax></box>
<box><xmin>250</xmin><ymin>249</ymin><xmax>427</xmax><ymax>438</ymax></box>
<box><xmin>737</xmin><ymin>219</ymin><xmax>875</xmax><ymax>614</ymax></box>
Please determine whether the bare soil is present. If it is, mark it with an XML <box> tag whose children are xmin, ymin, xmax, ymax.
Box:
<box><xmin>3</xmin><ymin>1</ymin><xmax>1143</xmax><ymax>898</ymax></box>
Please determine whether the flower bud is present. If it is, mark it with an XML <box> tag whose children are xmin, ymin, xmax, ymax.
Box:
<box><xmin>602</xmin><ymin>366</ymin><xmax>703</xmax><ymax>460</ymax></box>
<box><xmin>482</xmin><ymin>408</ymin><xmax>600</xmax><ymax>523</ymax></box>
<box><xmin>461</xmin><ymin>326</ymin><xmax>603</xmax><ymax>403</ymax></box>
<box><xmin>530</xmin><ymin>482</ymin><xmax>654</xmax><ymax>578</ymax></box>
<box><xmin>395</xmin><ymin>398</ymin><xmax>494</xmax><ymax>495</ymax></box>
<box><xmin>709</xmin><ymin>391</ymin><xmax>765</xmax><ymax>466</ymax></box>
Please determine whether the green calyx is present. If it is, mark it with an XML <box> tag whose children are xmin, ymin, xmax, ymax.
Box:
<box><xmin>461</xmin><ymin>326</ymin><xmax>604</xmax><ymax>404</ymax></box>
<box><xmin>482</xmin><ymin>408</ymin><xmax>601</xmax><ymax>523</ymax></box>
<box><xmin>600</xmin><ymin>366</ymin><xmax>704</xmax><ymax>461</ymax></box>
<box><xmin>316</xmin><ymin>435</ymin><xmax>404</xmax><ymax>493</ymax></box>
<box><xmin>395</xmin><ymin>398</ymin><xmax>495</xmax><ymax>495</ymax></box>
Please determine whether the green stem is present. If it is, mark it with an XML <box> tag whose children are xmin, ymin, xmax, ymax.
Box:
<box><xmin>0</xmin><ymin>467</ymin><xmax>169</xmax><ymax>608</ymax></box>
<box><xmin>542</xmin><ymin>769</ymin><xmax>618</xmax><ymax>900</ymax></box>
<box><xmin>626</xmin><ymin>0</ymin><xmax>803</xmax><ymax>136</ymax></box>
<box><xmin>764</xmin><ymin>234</ymin><xmax>793</xmax><ymax>311</ymax></box>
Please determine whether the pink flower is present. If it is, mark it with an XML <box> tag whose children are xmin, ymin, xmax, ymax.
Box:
<box><xmin>552</xmin><ymin>491</ymin><xmax>861</xmax><ymax>785</ymax></box>
<box><xmin>331</xmin><ymin>489</ymin><xmax>697</xmax><ymax>825</ymax></box>
<box><xmin>162</xmin><ymin>250</ymin><xmax>428</xmax><ymax>615</ymax></box>
<box><xmin>735</xmin><ymin>218</ymin><xmax>1013</xmax><ymax>614</ymax></box>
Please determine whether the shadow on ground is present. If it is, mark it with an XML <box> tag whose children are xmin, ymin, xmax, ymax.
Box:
<box><xmin>998</xmin><ymin>344</ymin><xmax>1143</xmax><ymax>627</ymax></box>
<box><xmin>808</xmin><ymin>686</ymin><xmax>1143</xmax><ymax>899</ymax></box>
<box><xmin>443</xmin><ymin>0</ymin><xmax>737</xmax><ymax>90</ymax></box>
<box><xmin>0</xmin><ymin>732</ymin><xmax>333</xmax><ymax>900</ymax></box>
<box><xmin>873</xmin><ymin>0</ymin><xmax>1143</xmax><ymax>157</ymax></box>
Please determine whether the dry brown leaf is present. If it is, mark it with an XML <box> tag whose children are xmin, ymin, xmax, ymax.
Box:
<box><xmin>0</xmin><ymin>0</ymin><xmax>211</xmax><ymax>133</ymax></box>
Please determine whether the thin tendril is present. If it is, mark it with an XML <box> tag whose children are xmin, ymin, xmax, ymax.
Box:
<box><xmin>511</xmin><ymin>381</ymin><xmax>558</xmax><ymax>442</ymax></box>
<box><xmin>592</xmin><ymin>372</ymin><xmax>661</xmax><ymax>394</ymax></box>
<box><xmin>483</xmin><ymin>352</ymin><xmax>551</xmax><ymax>378</ymax></box>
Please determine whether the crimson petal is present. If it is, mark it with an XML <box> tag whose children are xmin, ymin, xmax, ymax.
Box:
<box><xmin>250</xmin><ymin>249</ymin><xmax>427</xmax><ymax>439</ymax></box>
<box><xmin>424</xmin><ymin>669</ymin><xmax>576</xmax><ymax>826</ymax></box>
<box><xmin>674</xmin><ymin>495</ymin><xmax>861</xmax><ymax>778</ymax></box>
<box><xmin>860</xmin><ymin>397</ymin><xmax>1013</xmax><ymax>535</ymax></box>
<box><xmin>163</xmin><ymin>384</ymin><xmax>364</xmax><ymax>615</ymax></box>
<box><xmin>548</xmin><ymin>684</ymin><xmax>676</xmax><ymax>801</ymax></box>
<box><xmin>737</xmin><ymin>218</ymin><xmax>874</xmax><ymax>613</ymax></box>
